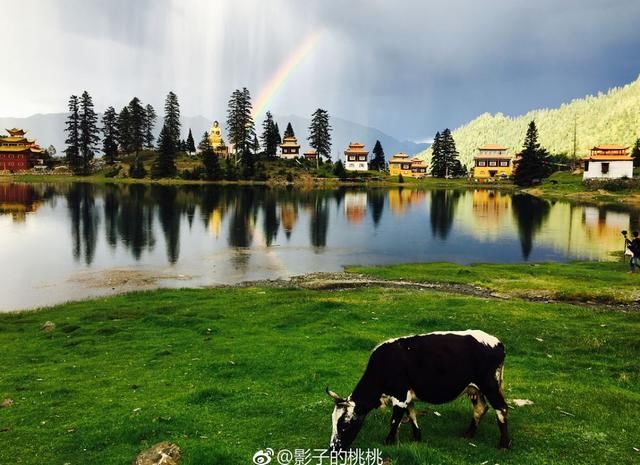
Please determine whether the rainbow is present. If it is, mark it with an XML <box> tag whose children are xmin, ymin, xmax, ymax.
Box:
<box><xmin>252</xmin><ymin>31</ymin><xmax>322</xmax><ymax>120</ymax></box>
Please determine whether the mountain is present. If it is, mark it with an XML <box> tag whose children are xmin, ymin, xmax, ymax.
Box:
<box><xmin>0</xmin><ymin>113</ymin><xmax>427</xmax><ymax>159</ymax></box>
<box><xmin>417</xmin><ymin>75</ymin><xmax>640</xmax><ymax>166</ymax></box>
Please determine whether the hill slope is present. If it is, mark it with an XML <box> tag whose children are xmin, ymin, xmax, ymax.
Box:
<box><xmin>417</xmin><ymin>75</ymin><xmax>640</xmax><ymax>166</ymax></box>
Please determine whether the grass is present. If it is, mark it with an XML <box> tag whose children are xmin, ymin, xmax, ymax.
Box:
<box><xmin>1</xmin><ymin>266</ymin><xmax>639</xmax><ymax>465</ymax></box>
<box><xmin>347</xmin><ymin>261</ymin><xmax>640</xmax><ymax>305</ymax></box>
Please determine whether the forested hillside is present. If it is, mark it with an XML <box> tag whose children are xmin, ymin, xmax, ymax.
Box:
<box><xmin>418</xmin><ymin>75</ymin><xmax>640</xmax><ymax>166</ymax></box>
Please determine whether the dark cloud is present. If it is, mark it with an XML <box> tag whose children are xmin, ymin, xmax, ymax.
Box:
<box><xmin>1</xmin><ymin>0</ymin><xmax>639</xmax><ymax>140</ymax></box>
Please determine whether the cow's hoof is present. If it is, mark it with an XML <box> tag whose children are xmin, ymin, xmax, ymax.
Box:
<box><xmin>498</xmin><ymin>439</ymin><xmax>512</xmax><ymax>449</ymax></box>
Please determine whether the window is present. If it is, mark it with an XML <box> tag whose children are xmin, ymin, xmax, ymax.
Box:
<box><xmin>359</xmin><ymin>156</ymin><xmax>366</xmax><ymax>161</ymax></box>
<box><xmin>489</xmin><ymin>161</ymin><xmax>497</xmax><ymax>167</ymax></box>
<box><xmin>477</xmin><ymin>161</ymin><xmax>486</xmax><ymax>167</ymax></box>
<box><xmin>601</xmin><ymin>163</ymin><xmax>610</xmax><ymax>174</ymax></box>
<box><xmin>500</xmin><ymin>161</ymin><xmax>508</xmax><ymax>167</ymax></box>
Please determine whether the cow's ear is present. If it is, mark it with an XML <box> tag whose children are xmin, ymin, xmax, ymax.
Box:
<box><xmin>326</xmin><ymin>387</ymin><xmax>344</xmax><ymax>403</ymax></box>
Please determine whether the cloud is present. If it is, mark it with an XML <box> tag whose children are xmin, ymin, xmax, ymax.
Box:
<box><xmin>1</xmin><ymin>0</ymin><xmax>639</xmax><ymax>140</ymax></box>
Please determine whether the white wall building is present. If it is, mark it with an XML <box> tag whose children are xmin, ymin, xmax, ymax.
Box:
<box><xmin>344</xmin><ymin>142</ymin><xmax>369</xmax><ymax>171</ymax></box>
<box><xmin>279</xmin><ymin>136</ymin><xmax>300</xmax><ymax>159</ymax></box>
<box><xmin>582</xmin><ymin>145</ymin><xmax>634</xmax><ymax>180</ymax></box>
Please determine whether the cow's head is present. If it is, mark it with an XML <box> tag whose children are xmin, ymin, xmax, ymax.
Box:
<box><xmin>326</xmin><ymin>387</ymin><xmax>365</xmax><ymax>451</ymax></box>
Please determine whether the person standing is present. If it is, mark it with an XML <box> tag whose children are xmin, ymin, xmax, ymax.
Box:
<box><xmin>625</xmin><ymin>230</ymin><xmax>640</xmax><ymax>273</ymax></box>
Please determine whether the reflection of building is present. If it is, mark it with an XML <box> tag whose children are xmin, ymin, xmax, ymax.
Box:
<box><xmin>471</xmin><ymin>190</ymin><xmax>512</xmax><ymax>238</ymax></box>
<box><xmin>208</xmin><ymin>209</ymin><xmax>222</xmax><ymax>238</ymax></box>
<box><xmin>344</xmin><ymin>142</ymin><xmax>369</xmax><ymax>171</ymax></box>
<box><xmin>473</xmin><ymin>144</ymin><xmax>512</xmax><ymax>179</ymax></box>
<box><xmin>388</xmin><ymin>189</ymin><xmax>427</xmax><ymax>215</ymax></box>
<box><xmin>344</xmin><ymin>192</ymin><xmax>367</xmax><ymax>224</ymax></box>
<box><xmin>0</xmin><ymin>183</ymin><xmax>42</xmax><ymax>222</ymax></box>
<box><xmin>279</xmin><ymin>136</ymin><xmax>301</xmax><ymax>159</ymax></box>
<box><xmin>0</xmin><ymin>128</ymin><xmax>43</xmax><ymax>172</ymax></box>
<box><xmin>280</xmin><ymin>202</ymin><xmax>298</xmax><ymax>237</ymax></box>
<box><xmin>389</xmin><ymin>153</ymin><xmax>429</xmax><ymax>178</ymax></box>
<box><xmin>582</xmin><ymin>145</ymin><xmax>633</xmax><ymax>180</ymax></box>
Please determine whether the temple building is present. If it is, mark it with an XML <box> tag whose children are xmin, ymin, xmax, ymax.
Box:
<box><xmin>207</xmin><ymin>121</ymin><xmax>229</xmax><ymax>157</ymax></box>
<box><xmin>389</xmin><ymin>153</ymin><xmax>428</xmax><ymax>178</ymax></box>
<box><xmin>473</xmin><ymin>144</ymin><xmax>512</xmax><ymax>179</ymax></box>
<box><xmin>0</xmin><ymin>128</ymin><xmax>43</xmax><ymax>172</ymax></box>
<box><xmin>582</xmin><ymin>145</ymin><xmax>633</xmax><ymax>180</ymax></box>
<box><xmin>344</xmin><ymin>142</ymin><xmax>369</xmax><ymax>171</ymax></box>
<box><xmin>303</xmin><ymin>149</ymin><xmax>318</xmax><ymax>161</ymax></box>
<box><xmin>279</xmin><ymin>135</ymin><xmax>301</xmax><ymax>159</ymax></box>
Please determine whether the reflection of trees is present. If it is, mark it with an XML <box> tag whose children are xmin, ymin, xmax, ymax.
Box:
<box><xmin>310</xmin><ymin>194</ymin><xmax>330</xmax><ymax>250</ymax></box>
<box><xmin>262</xmin><ymin>192</ymin><xmax>280</xmax><ymax>246</ymax></box>
<box><xmin>430</xmin><ymin>190</ymin><xmax>461</xmax><ymax>240</ymax></box>
<box><xmin>103</xmin><ymin>185</ymin><xmax>119</xmax><ymax>249</ymax></box>
<box><xmin>116</xmin><ymin>184</ymin><xmax>156</xmax><ymax>260</ymax></box>
<box><xmin>511</xmin><ymin>194</ymin><xmax>551</xmax><ymax>260</ymax></box>
<box><xmin>151</xmin><ymin>185</ymin><xmax>181</xmax><ymax>264</ymax></box>
<box><xmin>67</xmin><ymin>183</ymin><xmax>99</xmax><ymax>265</ymax></box>
<box><xmin>368</xmin><ymin>189</ymin><xmax>385</xmax><ymax>228</ymax></box>
<box><xmin>228</xmin><ymin>188</ymin><xmax>257</xmax><ymax>248</ymax></box>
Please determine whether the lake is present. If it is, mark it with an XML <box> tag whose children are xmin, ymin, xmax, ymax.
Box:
<box><xmin>1</xmin><ymin>182</ymin><xmax>638</xmax><ymax>311</ymax></box>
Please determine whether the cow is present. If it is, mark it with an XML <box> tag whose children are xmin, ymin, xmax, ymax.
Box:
<box><xmin>326</xmin><ymin>330</ymin><xmax>511</xmax><ymax>451</ymax></box>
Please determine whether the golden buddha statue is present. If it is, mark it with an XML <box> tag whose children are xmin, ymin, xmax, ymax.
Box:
<box><xmin>208</xmin><ymin>121</ymin><xmax>223</xmax><ymax>149</ymax></box>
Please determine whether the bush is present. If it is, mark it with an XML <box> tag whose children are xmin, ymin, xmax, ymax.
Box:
<box><xmin>129</xmin><ymin>158</ymin><xmax>147</xmax><ymax>179</ymax></box>
<box><xmin>584</xmin><ymin>178</ymin><xmax>640</xmax><ymax>192</ymax></box>
<box><xmin>104</xmin><ymin>165</ymin><xmax>121</xmax><ymax>178</ymax></box>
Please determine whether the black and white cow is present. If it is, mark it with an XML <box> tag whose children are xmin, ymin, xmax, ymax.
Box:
<box><xmin>327</xmin><ymin>330</ymin><xmax>510</xmax><ymax>450</ymax></box>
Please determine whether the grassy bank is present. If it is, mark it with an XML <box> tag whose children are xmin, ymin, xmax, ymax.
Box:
<box><xmin>347</xmin><ymin>260</ymin><xmax>640</xmax><ymax>306</ymax></box>
<box><xmin>1</xmin><ymin>264</ymin><xmax>639</xmax><ymax>464</ymax></box>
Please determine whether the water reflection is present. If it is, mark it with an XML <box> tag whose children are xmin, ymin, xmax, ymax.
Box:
<box><xmin>3</xmin><ymin>183</ymin><xmax>640</xmax><ymax>310</ymax></box>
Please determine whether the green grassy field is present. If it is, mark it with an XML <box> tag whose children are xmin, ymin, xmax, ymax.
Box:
<box><xmin>1</xmin><ymin>263</ymin><xmax>639</xmax><ymax>464</ymax></box>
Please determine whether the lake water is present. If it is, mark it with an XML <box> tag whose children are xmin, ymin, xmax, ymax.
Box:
<box><xmin>1</xmin><ymin>182</ymin><xmax>638</xmax><ymax>311</ymax></box>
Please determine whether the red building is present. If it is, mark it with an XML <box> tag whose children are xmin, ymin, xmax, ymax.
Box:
<box><xmin>0</xmin><ymin>128</ymin><xmax>43</xmax><ymax>172</ymax></box>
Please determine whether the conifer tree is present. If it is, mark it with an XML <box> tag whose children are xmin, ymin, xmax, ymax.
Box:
<box><xmin>64</xmin><ymin>95</ymin><xmax>80</xmax><ymax>170</ymax></box>
<box><xmin>514</xmin><ymin>121</ymin><xmax>550</xmax><ymax>186</ymax></box>
<box><xmin>441</xmin><ymin>128</ymin><xmax>463</xmax><ymax>177</ymax></box>
<box><xmin>199</xmin><ymin>132</ymin><xmax>222</xmax><ymax>180</ymax></box>
<box><xmin>333</xmin><ymin>159</ymin><xmax>347</xmax><ymax>179</ymax></box>
<box><xmin>151</xmin><ymin>124</ymin><xmax>177</xmax><ymax>178</ymax></box>
<box><xmin>144</xmin><ymin>104</ymin><xmax>156</xmax><ymax>149</ymax></box>
<box><xmin>117</xmin><ymin>106</ymin><xmax>132</xmax><ymax>153</ymax></box>
<box><xmin>251</xmin><ymin>133</ymin><xmax>260</xmax><ymax>155</ymax></box>
<box><xmin>163</xmin><ymin>91</ymin><xmax>181</xmax><ymax>148</ymax></box>
<box><xmin>186</xmin><ymin>129</ymin><xmax>196</xmax><ymax>154</ymax></box>
<box><xmin>632</xmin><ymin>138</ymin><xmax>640</xmax><ymax>168</ymax></box>
<box><xmin>198</xmin><ymin>131</ymin><xmax>210</xmax><ymax>152</ymax></box>
<box><xmin>101</xmin><ymin>106</ymin><xmax>119</xmax><ymax>165</ymax></box>
<box><xmin>261</xmin><ymin>112</ymin><xmax>279</xmax><ymax>158</ymax></box>
<box><xmin>274</xmin><ymin>123</ymin><xmax>282</xmax><ymax>145</ymax></box>
<box><xmin>308</xmin><ymin>108</ymin><xmax>332</xmax><ymax>168</ymax></box>
<box><xmin>127</xmin><ymin>97</ymin><xmax>146</xmax><ymax>154</ymax></box>
<box><xmin>429</xmin><ymin>131</ymin><xmax>445</xmax><ymax>177</ymax></box>
<box><xmin>77</xmin><ymin>91</ymin><xmax>100</xmax><ymax>175</ymax></box>
<box><xmin>369</xmin><ymin>140</ymin><xmax>386</xmax><ymax>171</ymax></box>
<box><xmin>226</xmin><ymin>87</ymin><xmax>256</xmax><ymax>177</ymax></box>
<box><xmin>284</xmin><ymin>122</ymin><xmax>295</xmax><ymax>138</ymax></box>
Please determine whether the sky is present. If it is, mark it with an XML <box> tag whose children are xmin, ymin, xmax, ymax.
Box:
<box><xmin>2</xmin><ymin>0</ymin><xmax>640</xmax><ymax>141</ymax></box>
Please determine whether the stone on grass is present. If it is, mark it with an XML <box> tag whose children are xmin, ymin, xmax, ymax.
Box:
<box><xmin>133</xmin><ymin>442</ymin><xmax>180</xmax><ymax>465</ymax></box>
<box><xmin>1</xmin><ymin>399</ymin><xmax>14</xmax><ymax>408</ymax></box>
<box><xmin>40</xmin><ymin>321</ymin><xmax>56</xmax><ymax>332</ymax></box>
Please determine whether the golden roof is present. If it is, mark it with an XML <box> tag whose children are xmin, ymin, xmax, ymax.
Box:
<box><xmin>345</xmin><ymin>142</ymin><xmax>368</xmax><ymax>154</ymax></box>
<box><xmin>478</xmin><ymin>144</ymin><xmax>507</xmax><ymax>151</ymax></box>
<box><xmin>474</xmin><ymin>153</ymin><xmax>512</xmax><ymax>160</ymax></box>
<box><xmin>389</xmin><ymin>152</ymin><xmax>410</xmax><ymax>163</ymax></box>
<box><xmin>6</xmin><ymin>128</ymin><xmax>26</xmax><ymax>136</ymax></box>
<box><xmin>591</xmin><ymin>144</ymin><xmax>629</xmax><ymax>151</ymax></box>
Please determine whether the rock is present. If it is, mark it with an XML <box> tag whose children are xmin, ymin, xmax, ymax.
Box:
<box><xmin>133</xmin><ymin>442</ymin><xmax>180</xmax><ymax>465</ymax></box>
<box><xmin>1</xmin><ymin>399</ymin><xmax>14</xmax><ymax>408</ymax></box>
<box><xmin>40</xmin><ymin>321</ymin><xmax>56</xmax><ymax>332</ymax></box>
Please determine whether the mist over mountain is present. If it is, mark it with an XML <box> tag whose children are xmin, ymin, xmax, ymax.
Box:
<box><xmin>417</xmin><ymin>74</ymin><xmax>640</xmax><ymax>166</ymax></box>
<box><xmin>0</xmin><ymin>113</ymin><xmax>427</xmax><ymax>159</ymax></box>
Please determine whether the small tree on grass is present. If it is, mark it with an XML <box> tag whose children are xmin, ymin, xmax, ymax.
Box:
<box><xmin>632</xmin><ymin>138</ymin><xmax>640</xmax><ymax>168</ymax></box>
<box><xmin>199</xmin><ymin>132</ymin><xmax>222</xmax><ymax>180</ymax></box>
<box><xmin>151</xmin><ymin>125</ymin><xmax>177</xmax><ymax>178</ymax></box>
<box><xmin>186</xmin><ymin>129</ymin><xmax>196</xmax><ymax>155</ymax></box>
<box><xmin>369</xmin><ymin>140</ymin><xmax>386</xmax><ymax>171</ymax></box>
<box><xmin>129</xmin><ymin>157</ymin><xmax>147</xmax><ymax>178</ymax></box>
<box><xmin>514</xmin><ymin>121</ymin><xmax>549</xmax><ymax>186</ymax></box>
<box><xmin>333</xmin><ymin>160</ymin><xmax>346</xmax><ymax>179</ymax></box>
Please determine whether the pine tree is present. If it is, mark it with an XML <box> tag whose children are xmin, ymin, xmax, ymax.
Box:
<box><xmin>308</xmin><ymin>108</ymin><xmax>332</xmax><ymax>168</ymax></box>
<box><xmin>64</xmin><ymin>95</ymin><xmax>80</xmax><ymax>170</ymax></box>
<box><xmin>251</xmin><ymin>133</ymin><xmax>260</xmax><ymax>155</ymax></box>
<box><xmin>333</xmin><ymin>160</ymin><xmax>347</xmax><ymax>179</ymax></box>
<box><xmin>284</xmin><ymin>122</ymin><xmax>295</xmax><ymax>138</ymax></box>
<box><xmin>186</xmin><ymin>129</ymin><xmax>196</xmax><ymax>154</ymax></box>
<box><xmin>441</xmin><ymin>129</ymin><xmax>463</xmax><ymax>177</ymax></box>
<box><xmin>129</xmin><ymin>157</ymin><xmax>147</xmax><ymax>179</ymax></box>
<box><xmin>274</xmin><ymin>123</ymin><xmax>282</xmax><ymax>145</ymax></box>
<box><xmin>369</xmin><ymin>140</ymin><xmax>386</xmax><ymax>171</ymax></box>
<box><xmin>429</xmin><ymin>132</ymin><xmax>445</xmax><ymax>177</ymax></box>
<box><xmin>514</xmin><ymin>121</ymin><xmax>550</xmax><ymax>186</ymax></box>
<box><xmin>163</xmin><ymin>91</ymin><xmax>181</xmax><ymax>148</ymax></box>
<box><xmin>127</xmin><ymin>97</ymin><xmax>146</xmax><ymax>154</ymax></box>
<box><xmin>632</xmin><ymin>138</ymin><xmax>640</xmax><ymax>168</ymax></box>
<box><xmin>226</xmin><ymin>87</ymin><xmax>256</xmax><ymax>177</ymax></box>
<box><xmin>117</xmin><ymin>106</ymin><xmax>132</xmax><ymax>153</ymax></box>
<box><xmin>151</xmin><ymin>124</ymin><xmax>177</xmax><ymax>178</ymax></box>
<box><xmin>261</xmin><ymin>112</ymin><xmax>279</xmax><ymax>158</ymax></box>
<box><xmin>77</xmin><ymin>91</ymin><xmax>100</xmax><ymax>175</ymax></box>
<box><xmin>199</xmin><ymin>132</ymin><xmax>222</xmax><ymax>180</ymax></box>
<box><xmin>101</xmin><ymin>106</ymin><xmax>119</xmax><ymax>165</ymax></box>
<box><xmin>144</xmin><ymin>104</ymin><xmax>156</xmax><ymax>149</ymax></box>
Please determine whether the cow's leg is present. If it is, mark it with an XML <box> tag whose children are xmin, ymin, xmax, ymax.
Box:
<box><xmin>482</xmin><ymin>366</ymin><xmax>511</xmax><ymax>449</ymax></box>
<box><xmin>464</xmin><ymin>385</ymin><xmax>488</xmax><ymax>438</ymax></box>
<box><xmin>407</xmin><ymin>401</ymin><xmax>421</xmax><ymax>441</ymax></box>
<box><xmin>384</xmin><ymin>406</ymin><xmax>406</xmax><ymax>444</ymax></box>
